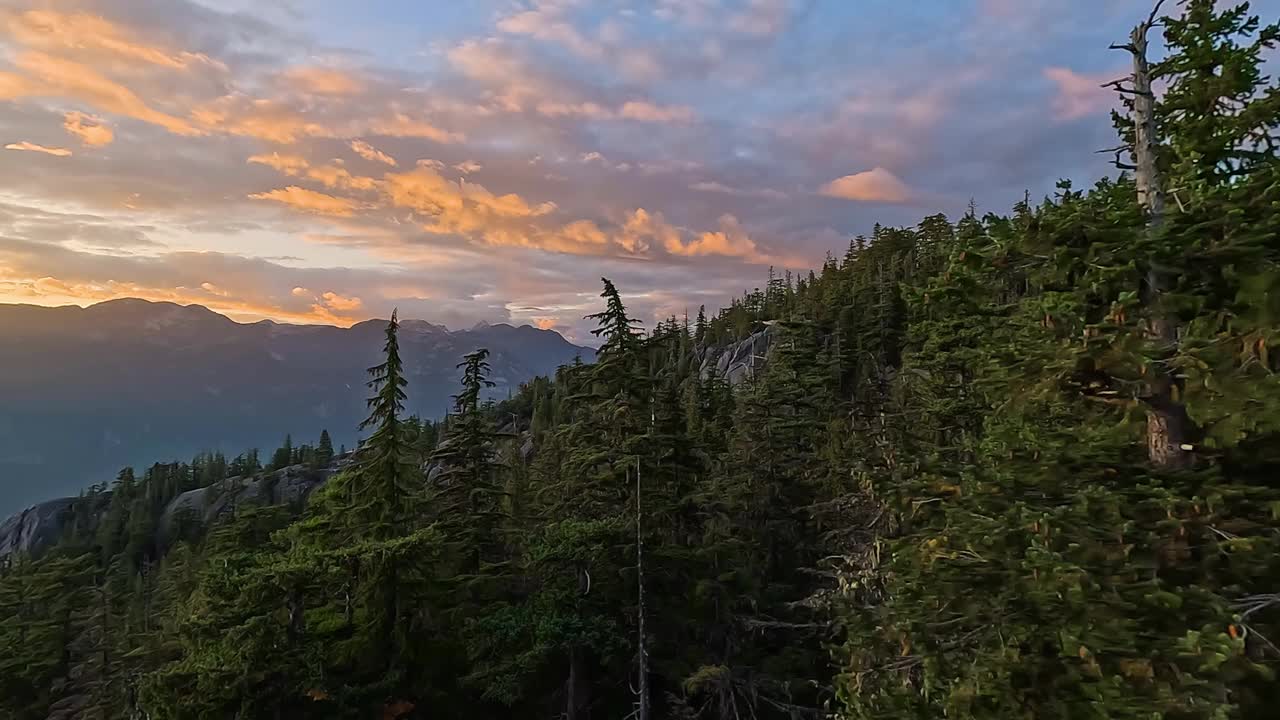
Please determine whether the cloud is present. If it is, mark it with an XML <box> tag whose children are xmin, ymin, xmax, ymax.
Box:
<box><xmin>1</xmin><ymin>9</ymin><xmax>225</xmax><ymax>72</ymax></box>
<box><xmin>364</xmin><ymin>113</ymin><xmax>465</xmax><ymax>144</ymax></box>
<box><xmin>690</xmin><ymin>181</ymin><xmax>786</xmax><ymax>200</ymax></box>
<box><xmin>5</xmin><ymin>141</ymin><xmax>72</xmax><ymax>157</ymax></box>
<box><xmin>319</xmin><ymin>291</ymin><xmax>363</xmax><ymax>312</ymax></box>
<box><xmin>495</xmin><ymin>2</ymin><xmax>661</xmax><ymax>82</ymax></box>
<box><xmin>619</xmin><ymin>101</ymin><xmax>695</xmax><ymax>123</ymax></box>
<box><xmin>1044</xmin><ymin>67</ymin><xmax>1116</xmax><ymax>121</ymax></box>
<box><xmin>4</xmin><ymin>52</ymin><xmax>204</xmax><ymax>136</ymax></box>
<box><xmin>350</xmin><ymin>140</ymin><xmax>398</xmax><ymax>166</ymax></box>
<box><xmin>821</xmin><ymin>168</ymin><xmax>912</xmax><ymax>203</ymax></box>
<box><xmin>0</xmin><ymin>0</ymin><xmax>1151</xmax><ymax>339</ymax></box>
<box><xmin>62</xmin><ymin>112</ymin><xmax>114</xmax><ymax>147</ymax></box>
<box><xmin>453</xmin><ymin>160</ymin><xmax>483</xmax><ymax>174</ymax></box>
<box><xmin>447</xmin><ymin>39</ymin><xmax>689</xmax><ymax>124</ymax></box>
<box><xmin>248</xmin><ymin>152</ymin><xmax>311</xmax><ymax>176</ymax></box>
<box><xmin>618</xmin><ymin>208</ymin><xmax>682</xmax><ymax>255</ymax></box>
<box><xmin>381</xmin><ymin>165</ymin><xmax>559</xmax><ymax>244</ymax></box>
<box><xmin>664</xmin><ymin>213</ymin><xmax>766</xmax><ymax>261</ymax></box>
<box><xmin>0</xmin><ymin>241</ymin><xmax>382</xmax><ymax>327</ymax></box>
<box><xmin>729</xmin><ymin>0</ymin><xmax>792</xmax><ymax>36</ymax></box>
<box><xmin>281</xmin><ymin>66</ymin><xmax>363</xmax><ymax>96</ymax></box>
<box><xmin>248</xmin><ymin>152</ymin><xmax>378</xmax><ymax>191</ymax></box>
<box><xmin>497</xmin><ymin>5</ymin><xmax>602</xmax><ymax>60</ymax></box>
<box><xmin>249</xmin><ymin>186</ymin><xmax>362</xmax><ymax>217</ymax></box>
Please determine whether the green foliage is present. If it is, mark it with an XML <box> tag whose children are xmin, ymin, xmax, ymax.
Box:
<box><xmin>3</xmin><ymin>4</ymin><xmax>1280</xmax><ymax>719</ymax></box>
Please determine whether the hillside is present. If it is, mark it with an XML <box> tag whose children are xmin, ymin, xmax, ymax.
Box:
<box><xmin>0</xmin><ymin>299</ymin><xmax>589</xmax><ymax>515</ymax></box>
<box><xmin>1</xmin><ymin>3</ymin><xmax>1280</xmax><ymax>719</ymax></box>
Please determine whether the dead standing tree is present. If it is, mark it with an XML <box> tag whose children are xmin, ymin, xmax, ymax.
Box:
<box><xmin>1106</xmin><ymin>0</ymin><xmax>1193</xmax><ymax>470</ymax></box>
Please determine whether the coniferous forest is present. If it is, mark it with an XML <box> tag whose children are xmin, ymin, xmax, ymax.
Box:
<box><xmin>4</xmin><ymin>2</ymin><xmax>1280</xmax><ymax>717</ymax></box>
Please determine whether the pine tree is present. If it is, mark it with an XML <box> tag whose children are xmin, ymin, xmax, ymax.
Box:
<box><xmin>316</xmin><ymin>429</ymin><xmax>335</xmax><ymax>467</ymax></box>
<box><xmin>355</xmin><ymin>310</ymin><xmax>413</xmax><ymax>532</ymax></box>
<box><xmin>431</xmin><ymin>349</ymin><xmax>507</xmax><ymax>572</ymax></box>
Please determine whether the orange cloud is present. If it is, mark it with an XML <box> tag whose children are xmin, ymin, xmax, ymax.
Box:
<box><xmin>618</xmin><ymin>208</ymin><xmax>681</xmax><ymax>255</ymax></box>
<box><xmin>0</xmin><ymin>274</ymin><xmax>362</xmax><ymax>327</ymax></box>
<box><xmin>453</xmin><ymin>160</ymin><xmax>483</xmax><ymax>174</ymax></box>
<box><xmin>319</xmin><ymin>291</ymin><xmax>363</xmax><ymax>312</ymax></box>
<box><xmin>248</xmin><ymin>152</ymin><xmax>311</xmax><ymax>175</ymax></box>
<box><xmin>1044</xmin><ymin>67</ymin><xmax>1116</xmax><ymax>121</ymax></box>
<box><xmin>281</xmin><ymin>66</ymin><xmax>363</xmax><ymax>95</ymax></box>
<box><xmin>192</xmin><ymin>96</ymin><xmax>324</xmax><ymax>143</ymax></box>
<box><xmin>1</xmin><ymin>9</ymin><xmax>225</xmax><ymax>72</ymax></box>
<box><xmin>248</xmin><ymin>152</ymin><xmax>378</xmax><ymax>191</ymax></box>
<box><xmin>351</xmin><ymin>140</ymin><xmax>398</xmax><ymax>166</ymax></box>
<box><xmin>374</xmin><ymin>166</ymin><xmax>621</xmax><ymax>255</ymax></box>
<box><xmin>11</xmin><ymin>52</ymin><xmax>203</xmax><ymax>136</ymax></box>
<box><xmin>821</xmin><ymin>168</ymin><xmax>911</xmax><ymax>203</ymax></box>
<box><xmin>5</xmin><ymin>141</ymin><xmax>72</xmax><ymax>157</ymax></box>
<box><xmin>381</xmin><ymin>165</ymin><xmax>556</xmax><ymax>233</ymax></box>
<box><xmin>665</xmin><ymin>213</ymin><xmax>766</xmax><ymax>261</ymax></box>
<box><xmin>249</xmin><ymin>186</ymin><xmax>362</xmax><ymax>217</ymax></box>
<box><xmin>365</xmin><ymin>113</ymin><xmax>464</xmax><ymax>144</ymax></box>
<box><xmin>62</xmin><ymin>111</ymin><xmax>114</xmax><ymax>147</ymax></box>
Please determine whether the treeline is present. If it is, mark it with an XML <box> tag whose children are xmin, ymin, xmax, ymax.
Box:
<box><xmin>3</xmin><ymin>1</ymin><xmax>1280</xmax><ymax>718</ymax></box>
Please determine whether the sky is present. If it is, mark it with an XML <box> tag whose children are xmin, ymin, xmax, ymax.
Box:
<box><xmin>1</xmin><ymin>0</ymin><xmax>1276</xmax><ymax>343</ymax></box>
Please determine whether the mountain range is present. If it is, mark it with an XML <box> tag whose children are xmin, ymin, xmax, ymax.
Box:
<box><xmin>0</xmin><ymin>299</ymin><xmax>589</xmax><ymax>516</ymax></box>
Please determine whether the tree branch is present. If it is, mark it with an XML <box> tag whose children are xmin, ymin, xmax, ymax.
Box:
<box><xmin>1145</xmin><ymin>0</ymin><xmax>1170</xmax><ymax>31</ymax></box>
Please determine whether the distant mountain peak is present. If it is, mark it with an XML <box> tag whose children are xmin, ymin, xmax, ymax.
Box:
<box><xmin>0</xmin><ymin>298</ymin><xmax>591</xmax><ymax>516</ymax></box>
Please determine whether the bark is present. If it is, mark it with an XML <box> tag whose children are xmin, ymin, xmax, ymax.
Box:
<box><xmin>1120</xmin><ymin>3</ymin><xmax>1193</xmax><ymax>470</ymax></box>
<box><xmin>635</xmin><ymin>460</ymin><xmax>651</xmax><ymax>720</ymax></box>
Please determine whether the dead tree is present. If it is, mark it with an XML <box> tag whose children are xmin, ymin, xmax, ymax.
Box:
<box><xmin>1107</xmin><ymin>0</ymin><xmax>1193</xmax><ymax>470</ymax></box>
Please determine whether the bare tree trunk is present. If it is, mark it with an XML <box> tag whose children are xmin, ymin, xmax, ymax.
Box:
<box><xmin>635</xmin><ymin>459</ymin><xmax>651</xmax><ymax>720</ymax></box>
<box><xmin>1114</xmin><ymin>1</ymin><xmax>1192</xmax><ymax>470</ymax></box>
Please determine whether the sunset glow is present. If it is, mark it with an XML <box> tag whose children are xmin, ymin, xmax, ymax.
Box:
<box><xmin>0</xmin><ymin>0</ymin><xmax>1209</xmax><ymax>342</ymax></box>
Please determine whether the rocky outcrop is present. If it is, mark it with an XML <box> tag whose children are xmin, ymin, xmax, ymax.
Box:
<box><xmin>421</xmin><ymin>430</ymin><xmax>534</xmax><ymax>487</ymax></box>
<box><xmin>0</xmin><ymin>497</ymin><xmax>79</xmax><ymax>559</ymax></box>
<box><xmin>158</xmin><ymin>457</ymin><xmax>353</xmax><ymax>545</ymax></box>
<box><xmin>698</xmin><ymin>325</ymin><xmax>777</xmax><ymax>385</ymax></box>
<box><xmin>0</xmin><ymin>455</ymin><xmax>356</xmax><ymax>560</ymax></box>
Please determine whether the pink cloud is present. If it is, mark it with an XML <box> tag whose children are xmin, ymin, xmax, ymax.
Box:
<box><xmin>1044</xmin><ymin>66</ymin><xmax>1117</xmax><ymax>121</ymax></box>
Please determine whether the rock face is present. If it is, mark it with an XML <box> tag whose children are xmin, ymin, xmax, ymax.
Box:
<box><xmin>0</xmin><ymin>456</ymin><xmax>355</xmax><ymax>560</ymax></box>
<box><xmin>0</xmin><ymin>497</ymin><xmax>78</xmax><ymax>559</ymax></box>
<box><xmin>698</xmin><ymin>325</ymin><xmax>776</xmax><ymax>385</ymax></box>
<box><xmin>158</xmin><ymin>458</ymin><xmax>352</xmax><ymax>545</ymax></box>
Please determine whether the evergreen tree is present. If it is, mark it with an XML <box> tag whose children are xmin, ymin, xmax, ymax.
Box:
<box><xmin>316</xmin><ymin>429</ymin><xmax>335</xmax><ymax>467</ymax></box>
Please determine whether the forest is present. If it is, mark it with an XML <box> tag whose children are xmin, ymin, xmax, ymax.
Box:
<box><xmin>2</xmin><ymin>1</ymin><xmax>1280</xmax><ymax>717</ymax></box>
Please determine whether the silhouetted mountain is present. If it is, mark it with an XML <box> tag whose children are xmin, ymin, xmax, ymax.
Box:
<box><xmin>0</xmin><ymin>299</ymin><xmax>590</xmax><ymax>516</ymax></box>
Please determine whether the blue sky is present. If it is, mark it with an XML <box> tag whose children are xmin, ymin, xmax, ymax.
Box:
<box><xmin>0</xmin><ymin>0</ymin><xmax>1276</xmax><ymax>342</ymax></box>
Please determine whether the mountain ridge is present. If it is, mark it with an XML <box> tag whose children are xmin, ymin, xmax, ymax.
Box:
<box><xmin>0</xmin><ymin>299</ymin><xmax>591</xmax><ymax>516</ymax></box>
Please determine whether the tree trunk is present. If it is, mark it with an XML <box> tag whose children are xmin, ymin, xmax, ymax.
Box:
<box><xmin>567</xmin><ymin>645</ymin><xmax>589</xmax><ymax>720</ymax></box>
<box><xmin>1124</xmin><ymin>7</ymin><xmax>1192</xmax><ymax>470</ymax></box>
<box><xmin>635</xmin><ymin>460</ymin><xmax>651</xmax><ymax>720</ymax></box>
